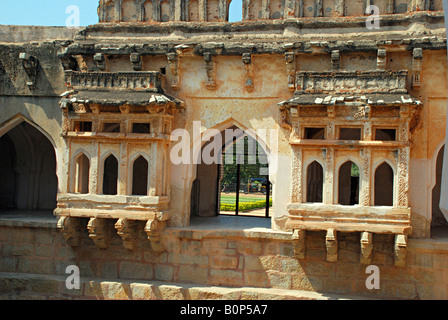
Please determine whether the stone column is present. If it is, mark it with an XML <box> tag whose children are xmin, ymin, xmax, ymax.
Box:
<box><xmin>90</xmin><ymin>142</ymin><xmax>99</xmax><ymax>194</ymax></box>
<box><xmin>324</xmin><ymin>147</ymin><xmax>335</xmax><ymax>205</ymax></box>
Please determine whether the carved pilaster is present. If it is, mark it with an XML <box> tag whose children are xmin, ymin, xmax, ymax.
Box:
<box><xmin>291</xmin><ymin>147</ymin><xmax>303</xmax><ymax>203</ymax></box>
<box><xmin>87</xmin><ymin>218</ymin><xmax>110</xmax><ymax>249</ymax></box>
<box><xmin>397</xmin><ymin>146</ymin><xmax>410</xmax><ymax>208</ymax></box>
<box><xmin>242</xmin><ymin>53</ymin><xmax>254</xmax><ymax>92</ymax></box>
<box><xmin>292</xmin><ymin>229</ymin><xmax>306</xmax><ymax>259</ymax></box>
<box><xmin>57</xmin><ymin>216</ymin><xmax>82</xmax><ymax>247</ymax></box>
<box><xmin>360</xmin><ymin>148</ymin><xmax>371</xmax><ymax>206</ymax></box>
<box><xmin>203</xmin><ymin>52</ymin><xmax>216</xmax><ymax>89</ymax></box>
<box><xmin>144</xmin><ymin>219</ymin><xmax>165</xmax><ymax>253</ymax></box>
<box><xmin>324</xmin><ymin>148</ymin><xmax>334</xmax><ymax>204</ymax></box>
<box><xmin>167</xmin><ymin>53</ymin><xmax>180</xmax><ymax>90</ymax></box>
<box><xmin>326</xmin><ymin>229</ymin><xmax>338</xmax><ymax>262</ymax></box>
<box><xmin>285</xmin><ymin>52</ymin><xmax>296</xmax><ymax>91</ymax></box>
<box><xmin>360</xmin><ymin>231</ymin><xmax>373</xmax><ymax>264</ymax></box>
<box><xmin>115</xmin><ymin>218</ymin><xmax>138</xmax><ymax>250</ymax></box>
<box><xmin>394</xmin><ymin>234</ymin><xmax>407</xmax><ymax>267</ymax></box>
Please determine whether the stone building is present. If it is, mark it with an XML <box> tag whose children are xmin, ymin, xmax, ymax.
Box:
<box><xmin>0</xmin><ymin>0</ymin><xmax>448</xmax><ymax>300</ymax></box>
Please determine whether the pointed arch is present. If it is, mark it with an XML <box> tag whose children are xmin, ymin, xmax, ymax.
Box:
<box><xmin>128</xmin><ymin>153</ymin><xmax>150</xmax><ymax>196</ymax></box>
<box><xmin>337</xmin><ymin>160</ymin><xmax>360</xmax><ymax>205</ymax></box>
<box><xmin>431</xmin><ymin>144</ymin><xmax>447</xmax><ymax>228</ymax></box>
<box><xmin>306</xmin><ymin>160</ymin><xmax>323</xmax><ymax>203</ymax></box>
<box><xmin>0</xmin><ymin>119</ymin><xmax>57</xmax><ymax>210</ymax></box>
<box><xmin>71</xmin><ymin>151</ymin><xmax>90</xmax><ymax>194</ymax></box>
<box><xmin>374</xmin><ymin>161</ymin><xmax>394</xmax><ymax>206</ymax></box>
<box><xmin>101</xmin><ymin>152</ymin><xmax>119</xmax><ymax>195</ymax></box>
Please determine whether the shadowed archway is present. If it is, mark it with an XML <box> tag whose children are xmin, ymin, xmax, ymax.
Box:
<box><xmin>0</xmin><ymin>121</ymin><xmax>58</xmax><ymax>211</ymax></box>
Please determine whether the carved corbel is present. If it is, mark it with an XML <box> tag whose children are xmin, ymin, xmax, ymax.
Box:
<box><xmin>331</xmin><ymin>50</ymin><xmax>340</xmax><ymax>70</ymax></box>
<box><xmin>144</xmin><ymin>219</ymin><xmax>165</xmax><ymax>253</ymax></box>
<box><xmin>394</xmin><ymin>234</ymin><xmax>408</xmax><ymax>267</ymax></box>
<box><xmin>242</xmin><ymin>53</ymin><xmax>254</xmax><ymax>92</ymax></box>
<box><xmin>94</xmin><ymin>53</ymin><xmax>106</xmax><ymax>71</ymax></box>
<box><xmin>87</xmin><ymin>218</ymin><xmax>110</xmax><ymax>249</ymax></box>
<box><xmin>130</xmin><ymin>53</ymin><xmax>142</xmax><ymax>71</ymax></box>
<box><xmin>167</xmin><ymin>52</ymin><xmax>180</xmax><ymax>90</ymax></box>
<box><xmin>203</xmin><ymin>52</ymin><xmax>216</xmax><ymax>89</ymax></box>
<box><xmin>19</xmin><ymin>52</ymin><xmax>39</xmax><ymax>90</ymax></box>
<box><xmin>115</xmin><ymin>218</ymin><xmax>138</xmax><ymax>250</ymax></box>
<box><xmin>285</xmin><ymin>52</ymin><xmax>296</xmax><ymax>91</ymax></box>
<box><xmin>360</xmin><ymin>231</ymin><xmax>373</xmax><ymax>264</ymax></box>
<box><xmin>377</xmin><ymin>48</ymin><xmax>387</xmax><ymax>70</ymax></box>
<box><xmin>412</xmin><ymin>48</ymin><xmax>423</xmax><ymax>89</ymax></box>
<box><xmin>326</xmin><ymin>229</ymin><xmax>338</xmax><ymax>262</ymax></box>
<box><xmin>292</xmin><ymin>229</ymin><xmax>306</xmax><ymax>259</ymax></box>
<box><xmin>57</xmin><ymin>216</ymin><xmax>82</xmax><ymax>247</ymax></box>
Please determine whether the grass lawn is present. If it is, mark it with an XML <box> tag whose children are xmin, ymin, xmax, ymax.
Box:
<box><xmin>220</xmin><ymin>195</ymin><xmax>266</xmax><ymax>204</ymax></box>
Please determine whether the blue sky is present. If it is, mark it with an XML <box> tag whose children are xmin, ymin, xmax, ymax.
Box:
<box><xmin>0</xmin><ymin>0</ymin><xmax>243</xmax><ymax>26</ymax></box>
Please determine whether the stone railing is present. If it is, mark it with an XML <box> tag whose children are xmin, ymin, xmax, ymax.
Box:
<box><xmin>65</xmin><ymin>71</ymin><xmax>162</xmax><ymax>92</ymax></box>
<box><xmin>295</xmin><ymin>70</ymin><xmax>408</xmax><ymax>95</ymax></box>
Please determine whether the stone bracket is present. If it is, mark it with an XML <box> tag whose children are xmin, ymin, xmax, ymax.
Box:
<box><xmin>377</xmin><ymin>48</ymin><xmax>387</xmax><ymax>70</ymax></box>
<box><xmin>285</xmin><ymin>52</ymin><xmax>296</xmax><ymax>91</ymax></box>
<box><xmin>331</xmin><ymin>50</ymin><xmax>340</xmax><ymax>70</ymax></box>
<box><xmin>144</xmin><ymin>219</ymin><xmax>166</xmax><ymax>253</ymax></box>
<box><xmin>167</xmin><ymin>52</ymin><xmax>180</xmax><ymax>90</ymax></box>
<box><xmin>325</xmin><ymin>229</ymin><xmax>338</xmax><ymax>262</ymax></box>
<box><xmin>360</xmin><ymin>231</ymin><xmax>373</xmax><ymax>264</ymax></box>
<box><xmin>242</xmin><ymin>53</ymin><xmax>254</xmax><ymax>92</ymax></box>
<box><xmin>19</xmin><ymin>52</ymin><xmax>39</xmax><ymax>90</ymax></box>
<box><xmin>292</xmin><ymin>229</ymin><xmax>306</xmax><ymax>259</ymax></box>
<box><xmin>394</xmin><ymin>234</ymin><xmax>408</xmax><ymax>267</ymax></box>
<box><xmin>203</xmin><ymin>52</ymin><xmax>216</xmax><ymax>89</ymax></box>
<box><xmin>87</xmin><ymin>217</ymin><xmax>110</xmax><ymax>249</ymax></box>
<box><xmin>57</xmin><ymin>216</ymin><xmax>82</xmax><ymax>247</ymax></box>
<box><xmin>115</xmin><ymin>218</ymin><xmax>138</xmax><ymax>250</ymax></box>
<box><xmin>94</xmin><ymin>53</ymin><xmax>106</xmax><ymax>71</ymax></box>
<box><xmin>130</xmin><ymin>53</ymin><xmax>142</xmax><ymax>71</ymax></box>
<box><xmin>412</xmin><ymin>48</ymin><xmax>423</xmax><ymax>89</ymax></box>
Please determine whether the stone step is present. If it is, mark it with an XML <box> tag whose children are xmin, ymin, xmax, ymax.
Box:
<box><xmin>0</xmin><ymin>272</ymin><xmax>372</xmax><ymax>300</ymax></box>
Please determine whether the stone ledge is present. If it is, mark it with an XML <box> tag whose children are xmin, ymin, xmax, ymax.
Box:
<box><xmin>0</xmin><ymin>272</ymin><xmax>369</xmax><ymax>300</ymax></box>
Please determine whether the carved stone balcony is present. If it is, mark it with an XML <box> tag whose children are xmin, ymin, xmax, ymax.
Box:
<box><xmin>294</xmin><ymin>70</ymin><xmax>408</xmax><ymax>95</ymax></box>
<box><xmin>65</xmin><ymin>71</ymin><xmax>163</xmax><ymax>92</ymax></box>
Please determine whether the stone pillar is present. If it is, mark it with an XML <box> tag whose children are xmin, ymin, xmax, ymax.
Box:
<box><xmin>291</xmin><ymin>147</ymin><xmax>303</xmax><ymax>203</ymax></box>
<box><xmin>324</xmin><ymin>147</ymin><xmax>335</xmax><ymax>205</ymax></box>
<box><xmin>90</xmin><ymin>142</ymin><xmax>99</xmax><ymax>194</ymax></box>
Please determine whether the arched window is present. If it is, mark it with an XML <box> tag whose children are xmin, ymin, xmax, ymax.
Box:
<box><xmin>122</xmin><ymin>0</ymin><xmax>139</xmax><ymax>21</ymax></box>
<box><xmin>432</xmin><ymin>145</ymin><xmax>447</xmax><ymax>228</ymax></box>
<box><xmin>132</xmin><ymin>156</ymin><xmax>149</xmax><ymax>196</ymax></box>
<box><xmin>207</xmin><ymin>0</ymin><xmax>220</xmax><ymax>21</ymax></box>
<box><xmin>189</xmin><ymin>0</ymin><xmax>199</xmax><ymax>21</ymax></box>
<box><xmin>160</xmin><ymin>0</ymin><xmax>170</xmax><ymax>22</ymax></box>
<box><xmin>306</xmin><ymin>161</ymin><xmax>323</xmax><ymax>203</ymax></box>
<box><xmin>228</xmin><ymin>0</ymin><xmax>242</xmax><ymax>22</ymax></box>
<box><xmin>103</xmin><ymin>154</ymin><xmax>118</xmax><ymax>195</ymax></box>
<box><xmin>374</xmin><ymin>162</ymin><xmax>394</xmax><ymax>206</ymax></box>
<box><xmin>0</xmin><ymin>121</ymin><xmax>57</xmax><ymax>211</ymax></box>
<box><xmin>269</xmin><ymin>0</ymin><xmax>282</xmax><ymax>19</ymax></box>
<box><xmin>338</xmin><ymin>161</ymin><xmax>359</xmax><ymax>205</ymax></box>
<box><xmin>105</xmin><ymin>0</ymin><xmax>115</xmax><ymax>22</ymax></box>
<box><xmin>144</xmin><ymin>0</ymin><xmax>154</xmax><ymax>21</ymax></box>
<box><xmin>74</xmin><ymin>153</ymin><xmax>90</xmax><ymax>194</ymax></box>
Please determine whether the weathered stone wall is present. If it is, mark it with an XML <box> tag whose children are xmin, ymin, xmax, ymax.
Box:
<box><xmin>0</xmin><ymin>218</ymin><xmax>447</xmax><ymax>299</ymax></box>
